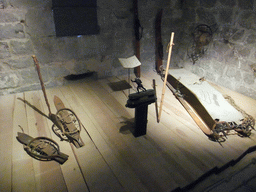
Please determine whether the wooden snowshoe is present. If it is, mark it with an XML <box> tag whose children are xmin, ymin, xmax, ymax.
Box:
<box><xmin>53</xmin><ymin>96</ymin><xmax>84</xmax><ymax>148</ymax></box>
<box><xmin>16</xmin><ymin>132</ymin><xmax>69</xmax><ymax>164</ymax></box>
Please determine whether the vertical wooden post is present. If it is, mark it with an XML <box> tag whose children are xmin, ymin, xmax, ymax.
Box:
<box><xmin>158</xmin><ymin>32</ymin><xmax>175</xmax><ymax>122</ymax></box>
<box><xmin>133</xmin><ymin>0</ymin><xmax>142</xmax><ymax>77</ymax></box>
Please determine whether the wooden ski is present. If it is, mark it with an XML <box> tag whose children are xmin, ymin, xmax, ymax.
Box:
<box><xmin>133</xmin><ymin>0</ymin><xmax>143</xmax><ymax>77</ymax></box>
<box><xmin>155</xmin><ymin>9</ymin><xmax>163</xmax><ymax>73</ymax></box>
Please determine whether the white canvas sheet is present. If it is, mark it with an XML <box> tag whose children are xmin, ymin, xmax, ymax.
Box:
<box><xmin>169</xmin><ymin>68</ymin><xmax>244</xmax><ymax>122</ymax></box>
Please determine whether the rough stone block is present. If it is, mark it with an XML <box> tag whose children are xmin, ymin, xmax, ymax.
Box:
<box><xmin>205</xmin><ymin>72</ymin><xmax>216</xmax><ymax>81</ymax></box>
<box><xmin>0</xmin><ymin>23</ymin><xmax>25</xmax><ymax>40</ymax></box>
<box><xmin>238</xmin><ymin>0</ymin><xmax>254</xmax><ymax>10</ymax></box>
<box><xmin>19</xmin><ymin>68</ymin><xmax>47</xmax><ymax>84</ymax></box>
<box><xmin>212</xmin><ymin>61</ymin><xmax>226</xmax><ymax>75</ymax></box>
<box><xmin>72</xmin><ymin>59</ymin><xmax>90</xmax><ymax>74</ymax></box>
<box><xmin>30</xmin><ymin>37</ymin><xmax>58</xmax><ymax>63</ymax></box>
<box><xmin>181</xmin><ymin>8</ymin><xmax>196</xmax><ymax>22</ymax></box>
<box><xmin>214</xmin><ymin>41</ymin><xmax>231</xmax><ymax>55</ymax></box>
<box><xmin>0</xmin><ymin>42</ymin><xmax>11</xmax><ymax>59</ymax></box>
<box><xmin>0</xmin><ymin>72</ymin><xmax>19</xmax><ymax>88</ymax></box>
<box><xmin>226</xmin><ymin>67</ymin><xmax>236</xmax><ymax>78</ymax></box>
<box><xmin>246</xmin><ymin>34</ymin><xmax>256</xmax><ymax>44</ymax></box>
<box><xmin>237</xmin><ymin>12</ymin><xmax>256</xmax><ymax>29</ymax></box>
<box><xmin>219</xmin><ymin>0</ymin><xmax>236</xmax><ymax>7</ymax></box>
<box><xmin>243</xmin><ymin>72</ymin><xmax>255</xmax><ymax>84</ymax></box>
<box><xmin>224</xmin><ymin>50</ymin><xmax>239</xmax><ymax>66</ymax></box>
<box><xmin>196</xmin><ymin>8</ymin><xmax>216</xmax><ymax>25</ymax></box>
<box><xmin>181</xmin><ymin>0</ymin><xmax>198</xmax><ymax>8</ymax></box>
<box><xmin>10</xmin><ymin>84</ymin><xmax>41</xmax><ymax>95</ymax></box>
<box><xmin>25</xmin><ymin>8</ymin><xmax>55</xmax><ymax>37</ymax></box>
<box><xmin>192</xmin><ymin>65</ymin><xmax>205</xmax><ymax>77</ymax></box>
<box><xmin>0</xmin><ymin>0</ymin><xmax>4</xmax><ymax>9</ymax></box>
<box><xmin>197</xmin><ymin>58</ymin><xmax>211</xmax><ymax>70</ymax></box>
<box><xmin>231</xmin><ymin>29</ymin><xmax>245</xmax><ymax>41</ymax></box>
<box><xmin>7</xmin><ymin>56</ymin><xmax>33</xmax><ymax>69</ymax></box>
<box><xmin>8</xmin><ymin>0</ymin><xmax>51</xmax><ymax>8</ymax></box>
<box><xmin>78</xmin><ymin>35</ymin><xmax>104</xmax><ymax>58</ymax></box>
<box><xmin>250</xmin><ymin>63</ymin><xmax>256</xmax><ymax>76</ymax></box>
<box><xmin>219</xmin><ymin>9</ymin><xmax>233</xmax><ymax>24</ymax></box>
<box><xmin>236</xmin><ymin>85</ymin><xmax>256</xmax><ymax>99</ymax></box>
<box><xmin>217</xmin><ymin>76</ymin><xmax>232</xmax><ymax>88</ymax></box>
<box><xmin>200</xmin><ymin>0</ymin><xmax>217</xmax><ymax>8</ymax></box>
<box><xmin>236</xmin><ymin>47</ymin><xmax>251</xmax><ymax>58</ymax></box>
<box><xmin>0</xmin><ymin>9</ymin><xmax>24</xmax><ymax>22</ymax></box>
<box><xmin>9</xmin><ymin>40</ymin><xmax>34</xmax><ymax>55</ymax></box>
<box><xmin>226</xmin><ymin>67</ymin><xmax>242</xmax><ymax>82</ymax></box>
<box><xmin>240</xmin><ymin>60</ymin><xmax>254</xmax><ymax>72</ymax></box>
<box><xmin>234</xmin><ymin>71</ymin><xmax>242</xmax><ymax>81</ymax></box>
<box><xmin>47</xmin><ymin>63</ymin><xmax>70</xmax><ymax>78</ymax></box>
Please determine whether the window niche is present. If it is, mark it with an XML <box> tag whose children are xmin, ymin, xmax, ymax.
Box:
<box><xmin>52</xmin><ymin>0</ymin><xmax>100</xmax><ymax>37</ymax></box>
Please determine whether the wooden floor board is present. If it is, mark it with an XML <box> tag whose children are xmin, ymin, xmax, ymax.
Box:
<box><xmin>101</xmin><ymin>76</ymin><xmax>211</xmax><ymax>186</ymax></box>
<box><xmin>0</xmin><ymin>94</ymin><xmax>15</xmax><ymax>192</ymax></box>
<box><xmin>58</xmin><ymin>83</ymin><xmax>148</xmax><ymax>192</ymax></box>
<box><xmin>56</xmin><ymin>86</ymin><xmax>126</xmax><ymax>192</ymax></box>
<box><xmin>1</xmin><ymin>71</ymin><xmax>256</xmax><ymax>192</ymax></box>
<box><xmin>40</xmin><ymin>88</ymin><xmax>90</xmax><ymax>192</ymax></box>
<box><xmin>68</xmin><ymin>82</ymin><xmax>163</xmax><ymax>191</ymax></box>
<box><xmin>25</xmin><ymin>91</ymin><xmax>68</xmax><ymax>192</ymax></box>
<box><xmin>12</xmin><ymin>93</ymin><xmax>37</xmax><ymax>192</ymax></box>
<box><xmin>98</xmin><ymin>74</ymin><xmax>251</xmax><ymax>186</ymax></box>
<box><xmin>79</xmin><ymin>79</ymin><xmax>184</xmax><ymax>191</ymax></box>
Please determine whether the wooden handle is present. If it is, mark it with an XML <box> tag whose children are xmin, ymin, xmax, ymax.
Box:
<box><xmin>158</xmin><ymin>32</ymin><xmax>175</xmax><ymax>122</ymax></box>
<box><xmin>32</xmin><ymin>55</ymin><xmax>52</xmax><ymax>115</ymax></box>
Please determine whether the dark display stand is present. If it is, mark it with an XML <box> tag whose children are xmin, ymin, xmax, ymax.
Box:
<box><xmin>134</xmin><ymin>104</ymin><xmax>148</xmax><ymax>137</ymax></box>
<box><xmin>125</xmin><ymin>89</ymin><xmax>156</xmax><ymax>137</ymax></box>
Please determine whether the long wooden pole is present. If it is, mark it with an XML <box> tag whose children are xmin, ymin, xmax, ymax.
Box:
<box><xmin>32</xmin><ymin>55</ymin><xmax>52</xmax><ymax>115</ymax></box>
<box><xmin>158</xmin><ymin>32</ymin><xmax>175</xmax><ymax>122</ymax></box>
<box><xmin>153</xmin><ymin>79</ymin><xmax>159</xmax><ymax>123</ymax></box>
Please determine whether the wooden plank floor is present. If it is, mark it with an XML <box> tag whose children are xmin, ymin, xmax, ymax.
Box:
<box><xmin>1</xmin><ymin>71</ymin><xmax>256</xmax><ymax>192</ymax></box>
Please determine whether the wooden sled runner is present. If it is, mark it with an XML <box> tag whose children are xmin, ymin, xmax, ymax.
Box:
<box><xmin>164</xmin><ymin>68</ymin><xmax>255</xmax><ymax>141</ymax></box>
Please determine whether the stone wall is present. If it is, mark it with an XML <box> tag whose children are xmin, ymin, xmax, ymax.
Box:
<box><xmin>0</xmin><ymin>0</ymin><xmax>256</xmax><ymax>100</ymax></box>
<box><xmin>160</xmin><ymin>0</ymin><xmax>256</xmax><ymax>99</ymax></box>
<box><xmin>0</xmin><ymin>0</ymin><xmax>135</xmax><ymax>95</ymax></box>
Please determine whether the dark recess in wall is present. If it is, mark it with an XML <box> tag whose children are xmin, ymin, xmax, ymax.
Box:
<box><xmin>52</xmin><ymin>0</ymin><xmax>100</xmax><ymax>37</ymax></box>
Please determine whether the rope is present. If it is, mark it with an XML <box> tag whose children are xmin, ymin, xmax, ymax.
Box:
<box><xmin>224</xmin><ymin>95</ymin><xmax>255</xmax><ymax>127</ymax></box>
